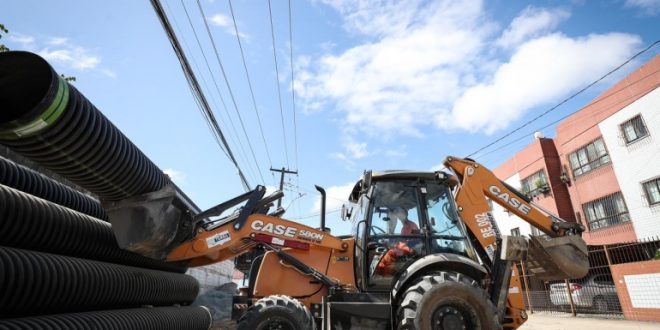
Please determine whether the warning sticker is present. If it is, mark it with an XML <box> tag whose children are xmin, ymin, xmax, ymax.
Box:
<box><xmin>206</xmin><ymin>231</ymin><xmax>231</xmax><ymax>248</ymax></box>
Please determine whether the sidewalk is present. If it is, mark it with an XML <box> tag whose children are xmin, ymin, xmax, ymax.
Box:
<box><xmin>520</xmin><ymin>312</ymin><xmax>659</xmax><ymax>330</ymax></box>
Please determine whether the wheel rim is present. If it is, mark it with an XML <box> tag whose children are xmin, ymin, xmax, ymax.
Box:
<box><xmin>257</xmin><ymin>316</ymin><xmax>297</xmax><ymax>330</ymax></box>
<box><xmin>432</xmin><ymin>305</ymin><xmax>471</xmax><ymax>330</ymax></box>
<box><xmin>595</xmin><ymin>299</ymin><xmax>608</xmax><ymax>312</ymax></box>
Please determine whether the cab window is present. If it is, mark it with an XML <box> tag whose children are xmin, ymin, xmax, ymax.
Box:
<box><xmin>366</xmin><ymin>180</ymin><xmax>424</xmax><ymax>290</ymax></box>
<box><xmin>425</xmin><ymin>182</ymin><xmax>469</xmax><ymax>257</ymax></box>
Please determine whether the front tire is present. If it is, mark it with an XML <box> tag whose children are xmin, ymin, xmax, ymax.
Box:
<box><xmin>237</xmin><ymin>295</ymin><xmax>313</xmax><ymax>330</ymax></box>
<box><xmin>397</xmin><ymin>272</ymin><xmax>501</xmax><ymax>330</ymax></box>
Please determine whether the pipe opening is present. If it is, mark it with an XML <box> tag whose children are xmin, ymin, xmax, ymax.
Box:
<box><xmin>0</xmin><ymin>51</ymin><xmax>55</xmax><ymax>124</ymax></box>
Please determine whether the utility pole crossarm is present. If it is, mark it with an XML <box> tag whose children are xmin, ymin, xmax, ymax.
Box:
<box><xmin>270</xmin><ymin>167</ymin><xmax>298</xmax><ymax>208</ymax></box>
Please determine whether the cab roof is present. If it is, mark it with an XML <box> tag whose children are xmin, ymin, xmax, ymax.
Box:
<box><xmin>348</xmin><ymin>170</ymin><xmax>455</xmax><ymax>203</ymax></box>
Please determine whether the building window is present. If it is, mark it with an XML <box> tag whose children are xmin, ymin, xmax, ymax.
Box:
<box><xmin>620</xmin><ymin>115</ymin><xmax>648</xmax><ymax>144</ymax></box>
<box><xmin>521</xmin><ymin>170</ymin><xmax>549</xmax><ymax>197</ymax></box>
<box><xmin>582</xmin><ymin>192</ymin><xmax>630</xmax><ymax>231</ymax></box>
<box><xmin>511</xmin><ymin>228</ymin><xmax>520</xmax><ymax>236</ymax></box>
<box><xmin>643</xmin><ymin>178</ymin><xmax>660</xmax><ymax>206</ymax></box>
<box><xmin>568</xmin><ymin>138</ymin><xmax>610</xmax><ymax>177</ymax></box>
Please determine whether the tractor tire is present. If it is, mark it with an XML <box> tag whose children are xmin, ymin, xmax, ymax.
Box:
<box><xmin>237</xmin><ymin>295</ymin><xmax>314</xmax><ymax>330</ymax></box>
<box><xmin>397</xmin><ymin>272</ymin><xmax>501</xmax><ymax>330</ymax></box>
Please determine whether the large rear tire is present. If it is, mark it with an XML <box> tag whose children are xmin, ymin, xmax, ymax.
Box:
<box><xmin>237</xmin><ymin>295</ymin><xmax>314</xmax><ymax>330</ymax></box>
<box><xmin>397</xmin><ymin>272</ymin><xmax>501</xmax><ymax>330</ymax></box>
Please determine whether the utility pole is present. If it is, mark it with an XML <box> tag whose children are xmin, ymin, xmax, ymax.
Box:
<box><xmin>270</xmin><ymin>167</ymin><xmax>298</xmax><ymax>207</ymax></box>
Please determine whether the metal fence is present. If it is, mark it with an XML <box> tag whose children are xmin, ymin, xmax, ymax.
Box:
<box><xmin>517</xmin><ymin>236</ymin><xmax>660</xmax><ymax>318</ymax></box>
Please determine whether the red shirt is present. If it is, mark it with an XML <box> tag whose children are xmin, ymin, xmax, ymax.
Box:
<box><xmin>401</xmin><ymin>220</ymin><xmax>419</xmax><ymax>235</ymax></box>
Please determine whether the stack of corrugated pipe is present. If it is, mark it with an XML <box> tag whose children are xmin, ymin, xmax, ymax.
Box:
<box><xmin>0</xmin><ymin>51</ymin><xmax>212</xmax><ymax>329</ymax></box>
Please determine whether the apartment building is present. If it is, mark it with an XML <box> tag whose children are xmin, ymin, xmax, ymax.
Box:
<box><xmin>493</xmin><ymin>55</ymin><xmax>660</xmax><ymax>246</ymax></box>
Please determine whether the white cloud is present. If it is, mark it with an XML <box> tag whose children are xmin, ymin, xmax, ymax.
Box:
<box><xmin>625</xmin><ymin>0</ymin><xmax>660</xmax><ymax>15</ymax></box>
<box><xmin>311</xmin><ymin>182</ymin><xmax>355</xmax><ymax>214</ymax></box>
<box><xmin>40</xmin><ymin>47</ymin><xmax>101</xmax><ymax>70</ymax></box>
<box><xmin>296</xmin><ymin>0</ymin><xmax>494</xmax><ymax>137</ymax></box>
<box><xmin>297</xmin><ymin>1</ymin><xmax>643</xmax><ymax>138</ymax></box>
<box><xmin>448</xmin><ymin>32</ymin><xmax>642</xmax><ymax>134</ymax></box>
<box><xmin>207</xmin><ymin>13</ymin><xmax>249</xmax><ymax>39</ymax></box>
<box><xmin>6</xmin><ymin>32</ymin><xmax>116</xmax><ymax>78</ymax></box>
<box><xmin>47</xmin><ymin>37</ymin><xmax>68</xmax><ymax>46</ymax></box>
<box><xmin>8</xmin><ymin>33</ymin><xmax>35</xmax><ymax>47</ymax></box>
<box><xmin>208</xmin><ymin>13</ymin><xmax>231</xmax><ymax>27</ymax></box>
<box><xmin>164</xmin><ymin>168</ymin><xmax>188</xmax><ymax>185</ymax></box>
<box><xmin>496</xmin><ymin>6</ymin><xmax>570</xmax><ymax>49</ymax></box>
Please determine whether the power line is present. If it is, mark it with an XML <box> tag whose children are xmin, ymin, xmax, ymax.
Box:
<box><xmin>195</xmin><ymin>0</ymin><xmax>266</xmax><ymax>184</ymax></box>
<box><xmin>228</xmin><ymin>0</ymin><xmax>274</xmax><ymax>170</ymax></box>
<box><xmin>466</xmin><ymin>39</ymin><xmax>660</xmax><ymax>159</ymax></box>
<box><xmin>150</xmin><ymin>0</ymin><xmax>250</xmax><ymax>190</ymax></box>
<box><xmin>477</xmin><ymin>65</ymin><xmax>660</xmax><ymax>164</ymax></box>
<box><xmin>288</xmin><ymin>0</ymin><xmax>299</xmax><ymax>172</ymax></box>
<box><xmin>268</xmin><ymin>0</ymin><xmax>290</xmax><ymax>169</ymax></box>
<box><xmin>179</xmin><ymin>0</ymin><xmax>260</xmax><ymax>184</ymax></box>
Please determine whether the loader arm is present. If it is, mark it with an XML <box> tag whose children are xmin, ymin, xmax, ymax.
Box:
<box><xmin>163</xmin><ymin>186</ymin><xmax>347</xmax><ymax>269</ymax></box>
<box><xmin>167</xmin><ymin>213</ymin><xmax>347</xmax><ymax>267</ymax></box>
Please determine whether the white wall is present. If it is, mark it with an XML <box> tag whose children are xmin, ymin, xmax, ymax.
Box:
<box><xmin>490</xmin><ymin>173</ymin><xmax>535</xmax><ymax>237</ymax></box>
<box><xmin>599</xmin><ymin>87</ymin><xmax>660</xmax><ymax>240</ymax></box>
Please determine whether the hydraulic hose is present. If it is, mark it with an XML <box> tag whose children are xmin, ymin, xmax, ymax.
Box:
<box><xmin>0</xmin><ymin>156</ymin><xmax>108</xmax><ymax>220</ymax></box>
<box><xmin>0</xmin><ymin>247</ymin><xmax>200</xmax><ymax>318</ymax></box>
<box><xmin>0</xmin><ymin>306</ymin><xmax>212</xmax><ymax>330</ymax></box>
<box><xmin>0</xmin><ymin>184</ymin><xmax>188</xmax><ymax>273</ymax></box>
<box><xmin>0</xmin><ymin>51</ymin><xmax>169</xmax><ymax>201</ymax></box>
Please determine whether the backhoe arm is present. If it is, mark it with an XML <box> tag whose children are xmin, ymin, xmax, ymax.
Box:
<box><xmin>443</xmin><ymin>156</ymin><xmax>588</xmax><ymax>279</ymax></box>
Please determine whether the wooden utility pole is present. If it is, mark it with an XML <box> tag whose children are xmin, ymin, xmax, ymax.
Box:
<box><xmin>270</xmin><ymin>167</ymin><xmax>298</xmax><ymax>207</ymax></box>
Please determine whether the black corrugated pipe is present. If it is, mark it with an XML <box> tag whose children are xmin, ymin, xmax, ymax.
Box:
<box><xmin>0</xmin><ymin>306</ymin><xmax>212</xmax><ymax>330</ymax></box>
<box><xmin>0</xmin><ymin>51</ymin><xmax>169</xmax><ymax>201</ymax></box>
<box><xmin>0</xmin><ymin>184</ymin><xmax>188</xmax><ymax>273</ymax></box>
<box><xmin>0</xmin><ymin>247</ymin><xmax>199</xmax><ymax>318</ymax></box>
<box><xmin>0</xmin><ymin>156</ymin><xmax>108</xmax><ymax>219</ymax></box>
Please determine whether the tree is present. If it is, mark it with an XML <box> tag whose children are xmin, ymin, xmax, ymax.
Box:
<box><xmin>0</xmin><ymin>23</ymin><xmax>9</xmax><ymax>52</ymax></box>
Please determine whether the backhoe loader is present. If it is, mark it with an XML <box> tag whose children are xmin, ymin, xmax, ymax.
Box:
<box><xmin>106</xmin><ymin>156</ymin><xmax>589</xmax><ymax>330</ymax></box>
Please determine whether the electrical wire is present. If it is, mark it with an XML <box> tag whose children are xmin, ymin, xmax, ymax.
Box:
<box><xmin>288</xmin><ymin>0</ymin><xmax>299</xmax><ymax>172</ymax></box>
<box><xmin>196</xmin><ymin>0</ymin><xmax>267</xmax><ymax>185</ymax></box>
<box><xmin>150</xmin><ymin>0</ymin><xmax>250</xmax><ymax>190</ymax></box>
<box><xmin>268</xmin><ymin>0</ymin><xmax>290</xmax><ymax>169</ymax></box>
<box><xmin>466</xmin><ymin>39</ymin><xmax>660</xmax><ymax>159</ymax></box>
<box><xmin>179</xmin><ymin>0</ymin><xmax>260</xmax><ymax>184</ymax></box>
<box><xmin>228</xmin><ymin>0</ymin><xmax>274</xmax><ymax>171</ymax></box>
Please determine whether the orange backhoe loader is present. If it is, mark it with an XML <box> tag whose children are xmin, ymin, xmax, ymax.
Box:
<box><xmin>107</xmin><ymin>156</ymin><xmax>588</xmax><ymax>330</ymax></box>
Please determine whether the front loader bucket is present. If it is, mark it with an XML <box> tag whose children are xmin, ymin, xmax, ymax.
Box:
<box><xmin>525</xmin><ymin>235</ymin><xmax>589</xmax><ymax>281</ymax></box>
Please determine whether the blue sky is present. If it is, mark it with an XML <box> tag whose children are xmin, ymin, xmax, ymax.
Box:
<box><xmin>3</xmin><ymin>0</ymin><xmax>659</xmax><ymax>234</ymax></box>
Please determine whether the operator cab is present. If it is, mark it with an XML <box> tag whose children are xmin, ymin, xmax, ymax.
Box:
<box><xmin>347</xmin><ymin>170</ymin><xmax>477</xmax><ymax>291</ymax></box>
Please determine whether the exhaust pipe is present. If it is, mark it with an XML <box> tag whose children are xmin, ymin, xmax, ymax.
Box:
<box><xmin>315</xmin><ymin>185</ymin><xmax>327</xmax><ymax>232</ymax></box>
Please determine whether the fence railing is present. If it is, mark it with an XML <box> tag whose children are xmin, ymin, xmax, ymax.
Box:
<box><xmin>517</xmin><ymin>236</ymin><xmax>660</xmax><ymax>318</ymax></box>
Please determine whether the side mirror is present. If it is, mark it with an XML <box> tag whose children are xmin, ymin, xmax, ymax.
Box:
<box><xmin>341</xmin><ymin>204</ymin><xmax>353</xmax><ymax>221</ymax></box>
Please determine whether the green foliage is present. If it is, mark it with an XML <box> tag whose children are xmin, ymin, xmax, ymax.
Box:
<box><xmin>0</xmin><ymin>23</ymin><xmax>9</xmax><ymax>52</ymax></box>
<box><xmin>61</xmin><ymin>74</ymin><xmax>76</xmax><ymax>82</ymax></box>
<box><xmin>654</xmin><ymin>248</ymin><xmax>660</xmax><ymax>260</ymax></box>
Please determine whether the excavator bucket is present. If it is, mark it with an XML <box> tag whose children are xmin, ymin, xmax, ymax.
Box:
<box><xmin>525</xmin><ymin>235</ymin><xmax>589</xmax><ymax>281</ymax></box>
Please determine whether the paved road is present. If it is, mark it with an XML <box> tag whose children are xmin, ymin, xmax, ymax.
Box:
<box><xmin>520</xmin><ymin>313</ymin><xmax>659</xmax><ymax>330</ymax></box>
